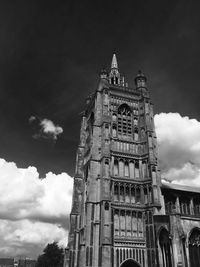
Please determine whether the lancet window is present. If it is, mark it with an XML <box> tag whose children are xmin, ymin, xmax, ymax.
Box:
<box><xmin>134</xmin><ymin>128</ymin><xmax>138</xmax><ymax>141</ymax></box>
<box><xmin>112</xmin><ymin>182</ymin><xmax>152</xmax><ymax>205</ymax></box>
<box><xmin>189</xmin><ymin>228</ymin><xmax>200</xmax><ymax>267</ymax></box>
<box><xmin>194</xmin><ymin>198</ymin><xmax>200</xmax><ymax>216</ymax></box>
<box><xmin>141</xmin><ymin>128</ymin><xmax>146</xmax><ymax>140</ymax></box>
<box><xmin>114</xmin><ymin>209</ymin><xmax>144</xmax><ymax>238</ymax></box>
<box><xmin>159</xmin><ymin>228</ymin><xmax>173</xmax><ymax>267</ymax></box>
<box><xmin>112</xmin><ymin>157</ymin><xmax>149</xmax><ymax>179</ymax></box>
<box><xmin>180</xmin><ymin>196</ymin><xmax>190</xmax><ymax>215</ymax></box>
<box><xmin>111</xmin><ymin>140</ymin><xmax>147</xmax><ymax>154</ymax></box>
<box><xmin>164</xmin><ymin>194</ymin><xmax>200</xmax><ymax>216</ymax></box>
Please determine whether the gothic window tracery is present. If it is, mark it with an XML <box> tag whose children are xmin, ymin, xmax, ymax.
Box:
<box><xmin>117</xmin><ymin>104</ymin><xmax>132</xmax><ymax>136</ymax></box>
<box><xmin>136</xmin><ymin>187</ymin><xmax>141</xmax><ymax>203</ymax></box>
<box><xmin>134</xmin><ymin>128</ymin><xmax>138</xmax><ymax>141</ymax></box>
<box><xmin>112</xmin><ymin>157</ymin><xmax>150</xmax><ymax>180</ymax></box>
<box><xmin>113</xmin><ymin>181</ymin><xmax>152</xmax><ymax>205</ymax></box>
<box><xmin>114</xmin><ymin>209</ymin><xmax>144</xmax><ymax>238</ymax></box>
<box><xmin>129</xmin><ymin>161</ymin><xmax>134</xmax><ymax>178</ymax></box>
<box><xmin>194</xmin><ymin>198</ymin><xmax>200</xmax><ymax>216</ymax></box>
<box><xmin>112</xmin><ymin>113</ymin><xmax>117</xmax><ymax>122</ymax></box>
<box><xmin>134</xmin><ymin>117</ymin><xmax>138</xmax><ymax>126</ymax></box>
<box><xmin>114</xmin><ymin>184</ymin><xmax>119</xmax><ymax>202</ymax></box>
<box><xmin>125</xmin><ymin>161</ymin><xmax>129</xmax><ymax>177</ymax></box>
<box><xmin>135</xmin><ymin>161</ymin><xmax>139</xmax><ymax>178</ymax></box>
<box><xmin>189</xmin><ymin>228</ymin><xmax>200</xmax><ymax>267</ymax></box>
<box><xmin>141</xmin><ymin>128</ymin><xmax>146</xmax><ymax>140</ymax></box>
<box><xmin>114</xmin><ymin>159</ymin><xmax>119</xmax><ymax>176</ymax></box>
<box><xmin>159</xmin><ymin>228</ymin><xmax>173</xmax><ymax>267</ymax></box>
<box><xmin>144</xmin><ymin>187</ymin><xmax>148</xmax><ymax>204</ymax></box>
<box><xmin>180</xmin><ymin>196</ymin><xmax>190</xmax><ymax>215</ymax></box>
<box><xmin>112</xmin><ymin>124</ymin><xmax>117</xmax><ymax>137</ymax></box>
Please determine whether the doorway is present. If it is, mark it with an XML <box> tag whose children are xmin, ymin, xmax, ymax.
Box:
<box><xmin>120</xmin><ymin>259</ymin><xmax>141</xmax><ymax>267</ymax></box>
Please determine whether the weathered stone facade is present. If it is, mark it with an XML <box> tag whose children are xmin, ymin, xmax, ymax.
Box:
<box><xmin>64</xmin><ymin>54</ymin><xmax>200</xmax><ymax>267</ymax></box>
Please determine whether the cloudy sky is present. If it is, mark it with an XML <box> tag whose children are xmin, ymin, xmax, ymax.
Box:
<box><xmin>0</xmin><ymin>0</ymin><xmax>200</xmax><ymax>260</ymax></box>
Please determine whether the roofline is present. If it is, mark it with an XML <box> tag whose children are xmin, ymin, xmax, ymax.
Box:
<box><xmin>161</xmin><ymin>182</ymin><xmax>200</xmax><ymax>194</ymax></box>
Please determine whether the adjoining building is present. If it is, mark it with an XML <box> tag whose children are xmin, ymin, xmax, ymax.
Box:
<box><xmin>65</xmin><ymin>54</ymin><xmax>200</xmax><ymax>267</ymax></box>
<box><xmin>18</xmin><ymin>259</ymin><xmax>36</xmax><ymax>267</ymax></box>
<box><xmin>0</xmin><ymin>258</ymin><xmax>14</xmax><ymax>267</ymax></box>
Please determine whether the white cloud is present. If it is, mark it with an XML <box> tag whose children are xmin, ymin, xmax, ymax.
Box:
<box><xmin>0</xmin><ymin>159</ymin><xmax>73</xmax><ymax>258</ymax></box>
<box><xmin>40</xmin><ymin>118</ymin><xmax>63</xmax><ymax>140</ymax></box>
<box><xmin>0</xmin><ymin>219</ymin><xmax>67</xmax><ymax>258</ymax></box>
<box><xmin>155</xmin><ymin>112</ymin><xmax>200</xmax><ymax>186</ymax></box>
<box><xmin>29</xmin><ymin>116</ymin><xmax>63</xmax><ymax>141</ymax></box>
<box><xmin>28</xmin><ymin>116</ymin><xmax>36</xmax><ymax>123</ymax></box>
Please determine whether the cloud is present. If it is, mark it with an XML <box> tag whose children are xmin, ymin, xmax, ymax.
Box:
<box><xmin>155</xmin><ymin>112</ymin><xmax>200</xmax><ymax>186</ymax></box>
<box><xmin>29</xmin><ymin>116</ymin><xmax>63</xmax><ymax>141</ymax></box>
<box><xmin>0</xmin><ymin>220</ymin><xmax>67</xmax><ymax>258</ymax></box>
<box><xmin>0</xmin><ymin>159</ymin><xmax>73</xmax><ymax>258</ymax></box>
<box><xmin>40</xmin><ymin>119</ymin><xmax>63</xmax><ymax>139</ymax></box>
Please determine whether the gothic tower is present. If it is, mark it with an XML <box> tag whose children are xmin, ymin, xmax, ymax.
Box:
<box><xmin>65</xmin><ymin>54</ymin><xmax>163</xmax><ymax>267</ymax></box>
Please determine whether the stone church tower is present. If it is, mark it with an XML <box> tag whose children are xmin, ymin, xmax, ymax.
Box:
<box><xmin>65</xmin><ymin>54</ymin><xmax>164</xmax><ymax>267</ymax></box>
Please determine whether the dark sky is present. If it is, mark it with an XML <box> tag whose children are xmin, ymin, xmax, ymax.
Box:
<box><xmin>0</xmin><ymin>0</ymin><xmax>200</xmax><ymax>176</ymax></box>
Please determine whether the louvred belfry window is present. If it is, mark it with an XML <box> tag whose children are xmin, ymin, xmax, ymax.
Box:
<box><xmin>117</xmin><ymin>104</ymin><xmax>132</xmax><ymax>136</ymax></box>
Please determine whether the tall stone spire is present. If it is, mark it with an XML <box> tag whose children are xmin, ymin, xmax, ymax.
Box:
<box><xmin>111</xmin><ymin>53</ymin><xmax>118</xmax><ymax>69</ymax></box>
<box><xmin>109</xmin><ymin>53</ymin><xmax>120</xmax><ymax>85</ymax></box>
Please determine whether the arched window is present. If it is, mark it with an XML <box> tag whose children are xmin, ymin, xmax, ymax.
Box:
<box><xmin>149</xmin><ymin>186</ymin><xmax>152</xmax><ymax>203</ymax></box>
<box><xmin>86</xmin><ymin>246</ymin><xmax>89</xmax><ymax>266</ymax></box>
<box><xmin>126</xmin><ymin>210</ymin><xmax>131</xmax><ymax>237</ymax></box>
<box><xmin>117</xmin><ymin>104</ymin><xmax>132</xmax><ymax>136</ymax></box>
<box><xmin>112</xmin><ymin>113</ymin><xmax>117</xmax><ymax>122</ymax></box>
<box><xmin>120</xmin><ymin>259</ymin><xmax>141</xmax><ymax>267</ymax></box>
<box><xmin>141</xmin><ymin>128</ymin><xmax>146</xmax><ymax>140</ymax></box>
<box><xmin>142</xmin><ymin>160</ymin><xmax>147</xmax><ymax>179</ymax></box>
<box><xmin>159</xmin><ymin>228</ymin><xmax>173</xmax><ymax>267</ymax></box>
<box><xmin>114</xmin><ymin>210</ymin><xmax>119</xmax><ymax>236</ymax></box>
<box><xmin>105</xmin><ymin>124</ymin><xmax>109</xmax><ymax>138</ymax></box>
<box><xmin>180</xmin><ymin>196</ymin><xmax>190</xmax><ymax>215</ymax></box>
<box><xmin>132</xmin><ymin>211</ymin><xmax>137</xmax><ymax>237</ymax></box>
<box><xmin>138</xmin><ymin>212</ymin><xmax>143</xmax><ymax>237</ymax></box>
<box><xmin>131</xmin><ymin>186</ymin><xmax>135</xmax><ymax>203</ymax></box>
<box><xmin>114</xmin><ymin>159</ymin><xmax>119</xmax><ymax>176</ymax></box>
<box><xmin>112</xmin><ymin>124</ymin><xmax>117</xmax><ymax>137</ymax></box>
<box><xmin>129</xmin><ymin>161</ymin><xmax>134</xmax><ymax>178</ymax></box>
<box><xmin>125</xmin><ymin>161</ymin><xmax>129</xmax><ymax>177</ymax></box>
<box><xmin>134</xmin><ymin>117</ymin><xmax>138</xmax><ymax>126</ymax></box>
<box><xmin>120</xmin><ymin>210</ymin><xmax>125</xmax><ymax>236</ymax></box>
<box><xmin>189</xmin><ymin>228</ymin><xmax>200</xmax><ymax>267</ymax></box>
<box><xmin>134</xmin><ymin>128</ymin><xmax>138</xmax><ymax>141</ymax></box>
<box><xmin>114</xmin><ymin>183</ymin><xmax>119</xmax><ymax>202</ymax></box>
<box><xmin>120</xmin><ymin>185</ymin><xmax>124</xmax><ymax>202</ymax></box>
<box><xmin>125</xmin><ymin>185</ymin><xmax>130</xmax><ymax>203</ymax></box>
<box><xmin>89</xmin><ymin>112</ymin><xmax>94</xmax><ymax>134</ymax></box>
<box><xmin>135</xmin><ymin>161</ymin><xmax>139</xmax><ymax>179</ymax></box>
<box><xmin>136</xmin><ymin>187</ymin><xmax>141</xmax><ymax>203</ymax></box>
<box><xmin>194</xmin><ymin>198</ymin><xmax>200</xmax><ymax>215</ymax></box>
<box><xmin>144</xmin><ymin>187</ymin><xmax>148</xmax><ymax>204</ymax></box>
<box><xmin>119</xmin><ymin>159</ymin><xmax>124</xmax><ymax>177</ymax></box>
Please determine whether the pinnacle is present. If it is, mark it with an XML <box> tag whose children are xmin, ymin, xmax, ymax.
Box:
<box><xmin>111</xmin><ymin>53</ymin><xmax>118</xmax><ymax>69</ymax></box>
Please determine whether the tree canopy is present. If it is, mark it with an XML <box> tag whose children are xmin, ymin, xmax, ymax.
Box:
<box><xmin>36</xmin><ymin>242</ymin><xmax>64</xmax><ymax>267</ymax></box>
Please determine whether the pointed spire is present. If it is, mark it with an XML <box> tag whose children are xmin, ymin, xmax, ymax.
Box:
<box><xmin>111</xmin><ymin>53</ymin><xmax>118</xmax><ymax>69</ymax></box>
<box><xmin>109</xmin><ymin>53</ymin><xmax>122</xmax><ymax>85</ymax></box>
